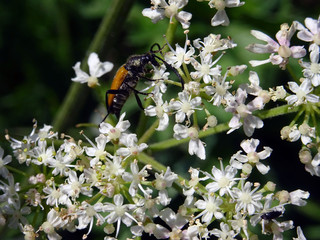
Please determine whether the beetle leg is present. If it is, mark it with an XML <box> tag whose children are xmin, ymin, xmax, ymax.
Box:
<box><xmin>154</xmin><ymin>55</ymin><xmax>184</xmax><ymax>89</ymax></box>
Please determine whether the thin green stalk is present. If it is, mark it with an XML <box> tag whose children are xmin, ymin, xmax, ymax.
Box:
<box><xmin>150</xmin><ymin>104</ymin><xmax>302</xmax><ymax>152</ymax></box>
<box><xmin>163</xmin><ymin>17</ymin><xmax>178</xmax><ymax>50</ymax></box>
<box><xmin>149</xmin><ymin>122</ymin><xmax>230</xmax><ymax>151</ymax></box>
<box><xmin>52</xmin><ymin>0</ymin><xmax>136</xmax><ymax>132</ymax></box>
<box><xmin>138</xmin><ymin>119</ymin><xmax>159</xmax><ymax>144</ymax></box>
<box><xmin>6</xmin><ymin>165</ymin><xmax>28</xmax><ymax>177</ymax></box>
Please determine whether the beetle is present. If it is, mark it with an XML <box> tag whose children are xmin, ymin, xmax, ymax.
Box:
<box><xmin>260</xmin><ymin>210</ymin><xmax>282</xmax><ymax>220</ymax></box>
<box><xmin>101</xmin><ymin>43</ymin><xmax>184</xmax><ymax>122</ymax></box>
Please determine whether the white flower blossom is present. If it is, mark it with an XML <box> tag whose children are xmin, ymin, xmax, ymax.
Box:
<box><xmin>230</xmin><ymin>138</ymin><xmax>272</xmax><ymax>175</ymax></box>
<box><xmin>148</xmin><ymin>208</ymin><xmax>189</xmax><ymax>239</ymax></box>
<box><xmin>285</xmin><ymin>79</ymin><xmax>319</xmax><ymax>106</ymax></box>
<box><xmin>0</xmin><ymin>147</ymin><xmax>12</xmax><ymax>178</ymax></box>
<box><xmin>190</xmin><ymin>52</ymin><xmax>222</xmax><ymax>83</ymax></box>
<box><xmin>117</xmin><ymin>133</ymin><xmax>148</xmax><ymax>157</ymax></box>
<box><xmin>194</xmin><ymin>195</ymin><xmax>224</xmax><ymax>223</ymax></box>
<box><xmin>225</xmin><ymin>88</ymin><xmax>264</xmax><ymax>137</ymax></box>
<box><xmin>103</xmin><ymin>194</ymin><xmax>138</xmax><ymax>238</ymax></box>
<box><xmin>122</xmin><ymin>160</ymin><xmax>151</xmax><ymax>197</ymax></box>
<box><xmin>295</xmin><ymin>15</ymin><xmax>320</xmax><ymax>48</ymax></box>
<box><xmin>233</xmin><ymin>181</ymin><xmax>263</xmax><ymax>215</ymax></box>
<box><xmin>170</xmin><ymin>91</ymin><xmax>202</xmax><ymax>123</ymax></box>
<box><xmin>72</xmin><ymin>52</ymin><xmax>113</xmax><ymax>87</ymax></box>
<box><xmin>211</xmin><ymin>222</ymin><xmax>238</xmax><ymax>239</ymax></box>
<box><xmin>142</xmin><ymin>0</ymin><xmax>192</xmax><ymax>29</ymax></box>
<box><xmin>204</xmin><ymin>70</ymin><xmax>233</xmax><ymax>106</ymax></box>
<box><xmin>246</xmin><ymin>23</ymin><xmax>306</xmax><ymax>69</ymax></box>
<box><xmin>144</xmin><ymin>93</ymin><xmax>170</xmax><ymax>131</ymax></box>
<box><xmin>165</xmin><ymin>35</ymin><xmax>195</xmax><ymax>68</ymax></box>
<box><xmin>84</xmin><ymin>134</ymin><xmax>112</xmax><ymax>167</ymax></box>
<box><xmin>173</xmin><ymin>124</ymin><xmax>206</xmax><ymax>160</ymax></box>
<box><xmin>154</xmin><ymin>167</ymin><xmax>178</xmax><ymax>206</ymax></box>
<box><xmin>209</xmin><ymin>0</ymin><xmax>245</xmax><ymax>27</ymax></box>
<box><xmin>193</xmin><ymin>33</ymin><xmax>237</xmax><ymax>55</ymax></box>
<box><xmin>201</xmin><ymin>161</ymin><xmax>239</xmax><ymax>197</ymax></box>
<box><xmin>299</xmin><ymin>44</ymin><xmax>320</xmax><ymax>86</ymax></box>
<box><xmin>99</xmin><ymin>113</ymin><xmax>130</xmax><ymax>141</ymax></box>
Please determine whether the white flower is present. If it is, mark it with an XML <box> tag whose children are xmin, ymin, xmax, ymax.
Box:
<box><xmin>84</xmin><ymin>134</ymin><xmax>112</xmax><ymax>167</ymax></box>
<box><xmin>265</xmin><ymin>220</ymin><xmax>294</xmax><ymax>239</ymax></box>
<box><xmin>76</xmin><ymin>202</ymin><xmax>105</xmax><ymax>236</ymax></box>
<box><xmin>190</xmin><ymin>52</ymin><xmax>222</xmax><ymax>83</ymax></box>
<box><xmin>243</xmin><ymin>71</ymin><xmax>271</xmax><ymax>104</ymax></box>
<box><xmin>116</xmin><ymin>133</ymin><xmax>148</xmax><ymax>157</ymax></box>
<box><xmin>201</xmin><ymin>161</ymin><xmax>239</xmax><ymax>197</ymax></box>
<box><xmin>173</xmin><ymin>124</ymin><xmax>206</xmax><ymax>160</ymax></box>
<box><xmin>154</xmin><ymin>167</ymin><xmax>178</xmax><ymax>206</ymax></box>
<box><xmin>289</xmin><ymin>189</ymin><xmax>309</xmax><ymax>206</ymax></box>
<box><xmin>233</xmin><ymin>181</ymin><xmax>263</xmax><ymax>215</ymax></box>
<box><xmin>43</xmin><ymin>182</ymin><xmax>71</xmax><ymax>207</ymax></box>
<box><xmin>144</xmin><ymin>93</ymin><xmax>170</xmax><ymax>131</ymax></box>
<box><xmin>2</xmin><ymin>199</ymin><xmax>30</xmax><ymax>229</ymax></box>
<box><xmin>225</xmin><ymin>88</ymin><xmax>264</xmax><ymax>137</ymax></box>
<box><xmin>288</xmin><ymin>122</ymin><xmax>315</xmax><ymax>145</ymax></box>
<box><xmin>293</xmin><ymin>226</ymin><xmax>307</xmax><ymax>240</ymax></box>
<box><xmin>99</xmin><ymin>113</ymin><xmax>130</xmax><ymax>141</ymax></box>
<box><xmin>31</xmin><ymin>140</ymin><xmax>55</xmax><ymax>166</ymax></box>
<box><xmin>230</xmin><ymin>138</ymin><xmax>272</xmax><ymax>175</ymax></box>
<box><xmin>60</xmin><ymin>170</ymin><xmax>92</xmax><ymax>200</ymax></box>
<box><xmin>170</xmin><ymin>91</ymin><xmax>202</xmax><ymax>123</ymax></box>
<box><xmin>0</xmin><ymin>147</ymin><xmax>12</xmax><ymax>178</ymax></box>
<box><xmin>103</xmin><ymin>156</ymin><xmax>125</xmax><ymax>181</ymax></box>
<box><xmin>144</xmin><ymin>65</ymin><xmax>168</xmax><ymax>94</ymax></box>
<box><xmin>104</xmin><ymin>194</ymin><xmax>137</xmax><ymax>238</ymax></box>
<box><xmin>285</xmin><ymin>79</ymin><xmax>319</xmax><ymax>106</ymax></box>
<box><xmin>204</xmin><ymin>70</ymin><xmax>233</xmax><ymax>106</ymax></box>
<box><xmin>0</xmin><ymin>174</ymin><xmax>20</xmax><ymax>206</ymax></box>
<box><xmin>211</xmin><ymin>222</ymin><xmax>238</xmax><ymax>239</ymax></box>
<box><xmin>209</xmin><ymin>0</ymin><xmax>245</xmax><ymax>26</ymax></box>
<box><xmin>41</xmin><ymin>209</ymin><xmax>64</xmax><ymax>240</ymax></box>
<box><xmin>193</xmin><ymin>33</ymin><xmax>237</xmax><ymax>55</ymax></box>
<box><xmin>122</xmin><ymin>160</ymin><xmax>150</xmax><ymax>197</ymax></box>
<box><xmin>165</xmin><ymin>35</ymin><xmax>195</xmax><ymax>68</ymax></box>
<box><xmin>228</xmin><ymin>212</ymin><xmax>249</xmax><ymax>240</ymax></box>
<box><xmin>269</xmin><ymin>85</ymin><xmax>287</xmax><ymax>102</ymax></box>
<box><xmin>246</xmin><ymin>23</ymin><xmax>306</xmax><ymax>69</ymax></box>
<box><xmin>47</xmin><ymin>148</ymin><xmax>75</xmax><ymax>176</ymax></box>
<box><xmin>299</xmin><ymin>44</ymin><xmax>320</xmax><ymax>86</ymax></box>
<box><xmin>142</xmin><ymin>0</ymin><xmax>192</xmax><ymax>29</ymax></box>
<box><xmin>194</xmin><ymin>195</ymin><xmax>224</xmax><ymax>223</ymax></box>
<box><xmin>72</xmin><ymin>52</ymin><xmax>113</xmax><ymax>87</ymax></box>
<box><xmin>149</xmin><ymin>208</ymin><xmax>189</xmax><ymax>239</ymax></box>
<box><xmin>295</xmin><ymin>15</ymin><xmax>320</xmax><ymax>47</ymax></box>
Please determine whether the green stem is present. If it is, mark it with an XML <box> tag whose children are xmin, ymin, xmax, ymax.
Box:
<box><xmin>6</xmin><ymin>165</ymin><xmax>28</xmax><ymax>177</ymax></box>
<box><xmin>52</xmin><ymin>0</ymin><xmax>136</xmax><ymax>132</ymax></box>
<box><xmin>150</xmin><ymin>104</ymin><xmax>302</xmax><ymax>151</ymax></box>
<box><xmin>255</xmin><ymin>103</ymin><xmax>300</xmax><ymax>119</ymax></box>
<box><xmin>149</xmin><ymin>122</ymin><xmax>230</xmax><ymax>151</ymax></box>
<box><xmin>163</xmin><ymin>17</ymin><xmax>178</xmax><ymax>50</ymax></box>
<box><xmin>138</xmin><ymin>119</ymin><xmax>159</xmax><ymax>144</ymax></box>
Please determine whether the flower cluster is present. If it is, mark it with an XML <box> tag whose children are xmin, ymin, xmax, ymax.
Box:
<box><xmin>1</xmin><ymin>121</ymin><xmax>310</xmax><ymax>240</ymax></box>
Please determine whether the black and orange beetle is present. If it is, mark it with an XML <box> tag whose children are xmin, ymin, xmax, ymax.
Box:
<box><xmin>101</xmin><ymin>43</ymin><xmax>184</xmax><ymax>122</ymax></box>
